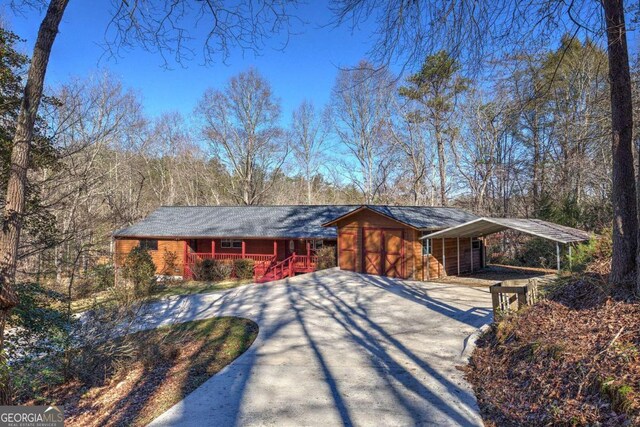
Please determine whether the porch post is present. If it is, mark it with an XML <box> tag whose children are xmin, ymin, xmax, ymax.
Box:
<box><xmin>183</xmin><ymin>240</ymin><xmax>188</xmax><ymax>278</ymax></box>
<box><xmin>211</xmin><ymin>239</ymin><xmax>215</xmax><ymax>256</ymax></box>
<box><xmin>470</xmin><ymin>237</ymin><xmax>473</xmax><ymax>273</ymax></box>
<box><xmin>442</xmin><ymin>238</ymin><xmax>446</xmax><ymax>277</ymax></box>
<box><xmin>307</xmin><ymin>241</ymin><xmax>311</xmax><ymax>257</ymax></box>
<box><xmin>425</xmin><ymin>239</ymin><xmax>430</xmax><ymax>281</ymax></box>
<box><xmin>273</xmin><ymin>240</ymin><xmax>278</xmax><ymax>256</ymax></box>
<box><xmin>556</xmin><ymin>242</ymin><xmax>561</xmax><ymax>272</ymax></box>
<box><xmin>457</xmin><ymin>237</ymin><xmax>460</xmax><ymax>276</ymax></box>
<box><xmin>242</xmin><ymin>240</ymin><xmax>246</xmax><ymax>258</ymax></box>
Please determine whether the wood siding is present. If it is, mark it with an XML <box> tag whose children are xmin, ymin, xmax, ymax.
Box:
<box><xmin>334</xmin><ymin>208</ymin><xmax>485</xmax><ymax>281</ymax></box>
<box><xmin>115</xmin><ymin>237</ymin><xmax>336</xmax><ymax>277</ymax></box>
<box><xmin>423</xmin><ymin>237</ymin><xmax>483</xmax><ymax>279</ymax></box>
<box><xmin>115</xmin><ymin>238</ymin><xmax>185</xmax><ymax>276</ymax></box>
<box><xmin>335</xmin><ymin>209</ymin><xmax>418</xmax><ymax>280</ymax></box>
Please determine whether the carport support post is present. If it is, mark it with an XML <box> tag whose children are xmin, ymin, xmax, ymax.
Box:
<box><xmin>457</xmin><ymin>237</ymin><xmax>460</xmax><ymax>275</ymax></box>
<box><xmin>470</xmin><ymin>237</ymin><xmax>473</xmax><ymax>273</ymax></box>
<box><xmin>442</xmin><ymin>238</ymin><xmax>446</xmax><ymax>277</ymax></box>
<box><xmin>556</xmin><ymin>242</ymin><xmax>561</xmax><ymax>272</ymax></box>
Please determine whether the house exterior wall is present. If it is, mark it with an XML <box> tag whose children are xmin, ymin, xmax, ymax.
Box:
<box><xmin>114</xmin><ymin>238</ymin><xmax>185</xmax><ymax>276</ymax></box>
<box><xmin>334</xmin><ymin>209</ymin><xmax>420</xmax><ymax>280</ymax></box>
<box><xmin>333</xmin><ymin>208</ymin><xmax>485</xmax><ymax>280</ymax></box>
<box><xmin>423</xmin><ymin>237</ymin><xmax>483</xmax><ymax>279</ymax></box>
<box><xmin>115</xmin><ymin>236</ymin><xmax>336</xmax><ymax>277</ymax></box>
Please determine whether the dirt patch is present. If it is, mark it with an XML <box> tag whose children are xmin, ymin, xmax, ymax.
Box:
<box><xmin>465</xmin><ymin>276</ymin><xmax>640</xmax><ymax>426</ymax></box>
<box><xmin>34</xmin><ymin>317</ymin><xmax>258</xmax><ymax>427</ymax></box>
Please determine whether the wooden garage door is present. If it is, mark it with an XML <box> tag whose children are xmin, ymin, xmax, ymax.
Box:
<box><xmin>338</xmin><ymin>229</ymin><xmax>357</xmax><ymax>271</ymax></box>
<box><xmin>362</xmin><ymin>227</ymin><xmax>405</xmax><ymax>278</ymax></box>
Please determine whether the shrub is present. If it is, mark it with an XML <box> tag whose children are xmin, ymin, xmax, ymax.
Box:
<box><xmin>8</xmin><ymin>282</ymin><xmax>68</xmax><ymax>402</ymax></box>
<box><xmin>72</xmin><ymin>263</ymin><xmax>115</xmax><ymax>299</ymax></box>
<box><xmin>234</xmin><ymin>259</ymin><xmax>254</xmax><ymax>280</ymax></box>
<box><xmin>316</xmin><ymin>246</ymin><xmax>336</xmax><ymax>270</ymax></box>
<box><xmin>120</xmin><ymin>246</ymin><xmax>156</xmax><ymax>297</ymax></box>
<box><xmin>161</xmin><ymin>250</ymin><xmax>180</xmax><ymax>276</ymax></box>
<box><xmin>191</xmin><ymin>259</ymin><xmax>232</xmax><ymax>282</ymax></box>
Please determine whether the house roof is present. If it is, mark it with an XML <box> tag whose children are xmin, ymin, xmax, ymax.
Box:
<box><xmin>421</xmin><ymin>217</ymin><xmax>591</xmax><ymax>244</ymax></box>
<box><xmin>113</xmin><ymin>204</ymin><xmax>478</xmax><ymax>239</ymax></box>
<box><xmin>321</xmin><ymin>205</ymin><xmax>478</xmax><ymax>230</ymax></box>
<box><xmin>113</xmin><ymin>205</ymin><xmax>356</xmax><ymax>239</ymax></box>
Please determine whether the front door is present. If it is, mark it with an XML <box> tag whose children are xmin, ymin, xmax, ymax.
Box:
<box><xmin>362</xmin><ymin>228</ymin><xmax>405</xmax><ymax>278</ymax></box>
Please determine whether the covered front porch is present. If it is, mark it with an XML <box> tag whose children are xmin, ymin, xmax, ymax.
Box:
<box><xmin>183</xmin><ymin>238</ymin><xmax>325</xmax><ymax>281</ymax></box>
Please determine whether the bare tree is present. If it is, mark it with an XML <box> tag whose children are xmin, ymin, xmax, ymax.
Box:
<box><xmin>331</xmin><ymin>0</ymin><xmax>638</xmax><ymax>287</ymax></box>
<box><xmin>290</xmin><ymin>101</ymin><xmax>328</xmax><ymax>204</ymax></box>
<box><xmin>330</xmin><ymin>61</ymin><xmax>397</xmax><ymax>203</ymax></box>
<box><xmin>197</xmin><ymin>68</ymin><xmax>288</xmax><ymax>205</ymax></box>
<box><xmin>0</xmin><ymin>1</ymin><xmax>301</xmax><ymax>399</ymax></box>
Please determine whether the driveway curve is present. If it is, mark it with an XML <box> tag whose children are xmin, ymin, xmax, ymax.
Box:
<box><xmin>142</xmin><ymin>268</ymin><xmax>492</xmax><ymax>427</ymax></box>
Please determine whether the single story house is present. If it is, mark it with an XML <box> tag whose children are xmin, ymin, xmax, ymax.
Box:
<box><xmin>113</xmin><ymin>205</ymin><xmax>590</xmax><ymax>282</ymax></box>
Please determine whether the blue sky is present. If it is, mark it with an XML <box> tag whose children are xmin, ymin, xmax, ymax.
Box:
<box><xmin>6</xmin><ymin>1</ymin><xmax>377</xmax><ymax>123</ymax></box>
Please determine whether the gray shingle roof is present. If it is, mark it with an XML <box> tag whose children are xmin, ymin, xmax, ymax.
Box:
<box><xmin>421</xmin><ymin>217</ymin><xmax>591</xmax><ymax>243</ymax></box>
<box><xmin>113</xmin><ymin>205</ymin><xmax>478</xmax><ymax>239</ymax></box>
<box><xmin>363</xmin><ymin>205</ymin><xmax>479</xmax><ymax>230</ymax></box>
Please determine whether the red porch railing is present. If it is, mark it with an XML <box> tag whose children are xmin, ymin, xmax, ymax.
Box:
<box><xmin>185</xmin><ymin>252</ymin><xmax>276</xmax><ymax>279</ymax></box>
<box><xmin>184</xmin><ymin>252</ymin><xmax>318</xmax><ymax>282</ymax></box>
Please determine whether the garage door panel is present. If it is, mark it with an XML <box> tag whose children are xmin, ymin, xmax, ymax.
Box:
<box><xmin>384</xmin><ymin>229</ymin><xmax>403</xmax><ymax>254</ymax></box>
<box><xmin>385</xmin><ymin>254</ymin><xmax>403</xmax><ymax>278</ymax></box>
<box><xmin>363</xmin><ymin>229</ymin><xmax>382</xmax><ymax>252</ymax></box>
<box><xmin>339</xmin><ymin>232</ymin><xmax>356</xmax><ymax>250</ymax></box>
<box><xmin>339</xmin><ymin>230</ymin><xmax>357</xmax><ymax>271</ymax></box>
<box><xmin>362</xmin><ymin>227</ymin><xmax>405</xmax><ymax>279</ymax></box>
<box><xmin>364</xmin><ymin>253</ymin><xmax>382</xmax><ymax>275</ymax></box>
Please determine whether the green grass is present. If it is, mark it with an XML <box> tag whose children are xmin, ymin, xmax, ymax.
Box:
<box><xmin>71</xmin><ymin>278</ymin><xmax>252</xmax><ymax>313</ymax></box>
<box><xmin>57</xmin><ymin>317</ymin><xmax>259</xmax><ymax>426</ymax></box>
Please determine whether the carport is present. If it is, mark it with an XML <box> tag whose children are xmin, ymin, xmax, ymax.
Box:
<box><xmin>421</xmin><ymin>217</ymin><xmax>591</xmax><ymax>272</ymax></box>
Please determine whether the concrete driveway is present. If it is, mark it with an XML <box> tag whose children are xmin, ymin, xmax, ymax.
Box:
<box><xmin>142</xmin><ymin>268</ymin><xmax>492</xmax><ymax>427</ymax></box>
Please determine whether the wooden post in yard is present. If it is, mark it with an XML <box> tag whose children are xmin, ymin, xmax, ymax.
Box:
<box><xmin>442</xmin><ymin>238</ymin><xmax>446</xmax><ymax>277</ymax></box>
<box><xmin>556</xmin><ymin>242</ymin><xmax>561</xmax><ymax>272</ymax></box>
<box><xmin>457</xmin><ymin>237</ymin><xmax>460</xmax><ymax>275</ymax></box>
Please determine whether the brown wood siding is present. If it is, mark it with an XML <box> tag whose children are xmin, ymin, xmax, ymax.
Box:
<box><xmin>423</xmin><ymin>237</ymin><xmax>484</xmax><ymax>278</ymax></box>
<box><xmin>115</xmin><ymin>238</ymin><xmax>185</xmax><ymax>276</ymax></box>
<box><xmin>335</xmin><ymin>209</ymin><xmax>419</xmax><ymax>280</ymax></box>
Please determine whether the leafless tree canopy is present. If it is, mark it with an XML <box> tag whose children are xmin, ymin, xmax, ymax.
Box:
<box><xmin>105</xmin><ymin>0</ymin><xmax>301</xmax><ymax>66</ymax></box>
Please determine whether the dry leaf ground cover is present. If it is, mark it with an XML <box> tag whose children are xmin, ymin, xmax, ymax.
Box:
<box><xmin>465</xmin><ymin>277</ymin><xmax>640</xmax><ymax>426</ymax></box>
<box><xmin>35</xmin><ymin>317</ymin><xmax>258</xmax><ymax>427</ymax></box>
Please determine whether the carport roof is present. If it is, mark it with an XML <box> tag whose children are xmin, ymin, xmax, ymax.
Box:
<box><xmin>420</xmin><ymin>217</ymin><xmax>591</xmax><ymax>244</ymax></box>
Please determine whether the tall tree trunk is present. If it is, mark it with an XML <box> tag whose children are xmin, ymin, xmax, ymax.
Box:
<box><xmin>435</xmin><ymin>122</ymin><xmax>447</xmax><ymax>206</ymax></box>
<box><xmin>0</xmin><ymin>0</ymin><xmax>69</xmax><ymax>405</ymax></box>
<box><xmin>602</xmin><ymin>0</ymin><xmax>638</xmax><ymax>286</ymax></box>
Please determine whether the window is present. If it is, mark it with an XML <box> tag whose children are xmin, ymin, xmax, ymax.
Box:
<box><xmin>472</xmin><ymin>238</ymin><xmax>481</xmax><ymax>250</ymax></box>
<box><xmin>422</xmin><ymin>238</ymin><xmax>432</xmax><ymax>256</ymax></box>
<box><xmin>221</xmin><ymin>239</ymin><xmax>242</xmax><ymax>249</ymax></box>
<box><xmin>139</xmin><ymin>239</ymin><xmax>158</xmax><ymax>251</ymax></box>
<box><xmin>310</xmin><ymin>240</ymin><xmax>323</xmax><ymax>250</ymax></box>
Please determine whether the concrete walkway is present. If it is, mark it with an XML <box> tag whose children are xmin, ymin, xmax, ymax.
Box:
<box><xmin>142</xmin><ymin>269</ymin><xmax>492</xmax><ymax>427</ymax></box>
